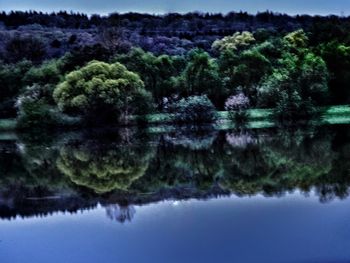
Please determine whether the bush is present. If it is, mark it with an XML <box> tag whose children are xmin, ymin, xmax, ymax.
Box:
<box><xmin>170</xmin><ymin>95</ymin><xmax>218</xmax><ymax>124</ymax></box>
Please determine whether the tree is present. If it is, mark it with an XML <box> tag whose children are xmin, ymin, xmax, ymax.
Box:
<box><xmin>283</xmin><ymin>29</ymin><xmax>308</xmax><ymax>50</ymax></box>
<box><xmin>319</xmin><ymin>42</ymin><xmax>350</xmax><ymax>104</ymax></box>
<box><xmin>0</xmin><ymin>60</ymin><xmax>33</xmax><ymax>117</ymax></box>
<box><xmin>180</xmin><ymin>49</ymin><xmax>224</xmax><ymax>107</ymax></box>
<box><xmin>299</xmin><ymin>53</ymin><xmax>329</xmax><ymax>105</ymax></box>
<box><xmin>5</xmin><ymin>35</ymin><xmax>47</xmax><ymax>63</ymax></box>
<box><xmin>23</xmin><ymin>59</ymin><xmax>63</xmax><ymax>87</ymax></box>
<box><xmin>218</xmin><ymin>42</ymin><xmax>272</xmax><ymax>105</ymax></box>
<box><xmin>53</xmin><ymin>61</ymin><xmax>153</xmax><ymax>124</ymax></box>
<box><xmin>212</xmin><ymin>31</ymin><xmax>255</xmax><ymax>52</ymax></box>
<box><xmin>257</xmin><ymin>50</ymin><xmax>328</xmax><ymax>121</ymax></box>
<box><xmin>169</xmin><ymin>95</ymin><xmax>218</xmax><ymax>124</ymax></box>
<box><xmin>114</xmin><ymin>48</ymin><xmax>185</xmax><ymax>108</ymax></box>
<box><xmin>225</xmin><ymin>92</ymin><xmax>250</xmax><ymax>123</ymax></box>
<box><xmin>60</xmin><ymin>44</ymin><xmax>111</xmax><ymax>73</ymax></box>
<box><xmin>16</xmin><ymin>85</ymin><xmax>58</xmax><ymax>129</ymax></box>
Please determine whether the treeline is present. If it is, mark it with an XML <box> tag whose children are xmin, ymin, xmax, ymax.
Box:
<box><xmin>2</xmin><ymin>10</ymin><xmax>350</xmax><ymax>31</ymax></box>
<box><xmin>1</xmin><ymin>29</ymin><xmax>350</xmax><ymax>127</ymax></box>
<box><xmin>0</xmin><ymin>11</ymin><xmax>350</xmax><ymax>127</ymax></box>
<box><xmin>2</xmin><ymin>10</ymin><xmax>350</xmax><ymax>62</ymax></box>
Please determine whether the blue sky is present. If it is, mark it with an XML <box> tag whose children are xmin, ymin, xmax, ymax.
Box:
<box><xmin>0</xmin><ymin>0</ymin><xmax>349</xmax><ymax>16</ymax></box>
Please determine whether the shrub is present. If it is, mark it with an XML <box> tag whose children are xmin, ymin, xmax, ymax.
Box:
<box><xmin>170</xmin><ymin>95</ymin><xmax>218</xmax><ymax>124</ymax></box>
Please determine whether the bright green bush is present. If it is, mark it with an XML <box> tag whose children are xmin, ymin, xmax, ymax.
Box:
<box><xmin>53</xmin><ymin>60</ymin><xmax>153</xmax><ymax>124</ymax></box>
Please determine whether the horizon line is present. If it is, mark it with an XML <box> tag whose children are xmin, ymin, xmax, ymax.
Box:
<box><xmin>0</xmin><ymin>9</ymin><xmax>347</xmax><ymax>18</ymax></box>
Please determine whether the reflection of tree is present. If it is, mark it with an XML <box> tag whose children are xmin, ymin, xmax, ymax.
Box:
<box><xmin>225</xmin><ymin>131</ymin><xmax>257</xmax><ymax>148</ymax></box>
<box><xmin>105</xmin><ymin>204</ymin><xmax>135</xmax><ymax>223</ymax></box>
<box><xmin>135</xmin><ymin>131</ymin><xmax>222</xmax><ymax>192</ymax></box>
<box><xmin>164</xmin><ymin>129</ymin><xmax>218</xmax><ymax>150</ymax></box>
<box><xmin>1</xmin><ymin>125</ymin><xmax>350</xmax><ymax>221</ymax></box>
<box><xmin>220</xmin><ymin>129</ymin><xmax>338</xmax><ymax>199</ymax></box>
<box><xmin>0</xmin><ymin>134</ymin><xmax>68</xmax><ymax>197</ymax></box>
<box><xmin>57</xmin><ymin>141</ymin><xmax>155</xmax><ymax>194</ymax></box>
<box><xmin>318</xmin><ymin>127</ymin><xmax>350</xmax><ymax>202</ymax></box>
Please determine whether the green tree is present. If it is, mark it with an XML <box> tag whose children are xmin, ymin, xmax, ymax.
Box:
<box><xmin>218</xmin><ymin>42</ymin><xmax>272</xmax><ymax>105</ymax></box>
<box><xmin>257</xmin><ymin>49</ymin><xmax>329</xmax><ymax>121</ymax></box>
<box><xmin>23</xmin><ymin>59</ymin><xmax>63</xmax><ymax>87</ymax></box>
<box><xmin>0</xmin><ymin>60</ymin><xmax>33</xmax><ymax>117</ymax></box>
<box><xmin>179</xmin><ymin>49</ymin><xmax>224</xmax><ymax>107</ymax></box>
<box><xmin>212</xmin><ymin>31</ymin><xmax>255</xmax><ymax>52</ymax></box>
<box><xmin>283</xmin><ymin>29</ymin><xmax>308</xmax><ymax>50</ymax></box>
<box><xmin>53</xmin><ymin>61</ymin><xmax>153</xmax><ymax>124</ymax></box>
<box><xmin>115</xmin><ymin>48</ymin><xmax>185</xmax><ymax>107</ymax></box>
<box><xmin>319</xmin><ymin>42</ymin><xmax>350</xmax><ymax>104</ymax></box>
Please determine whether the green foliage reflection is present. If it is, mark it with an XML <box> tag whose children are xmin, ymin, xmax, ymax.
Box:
<box><xmin>57</xmin><ymin>141</ymin><xmax>155</xmax><ymax>193</ymax></box>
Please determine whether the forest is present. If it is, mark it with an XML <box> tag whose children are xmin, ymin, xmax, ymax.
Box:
<box><xmin>1</xmin><ymin>11</ymin><xmax>350</xmax><ymax>128</ymax></box>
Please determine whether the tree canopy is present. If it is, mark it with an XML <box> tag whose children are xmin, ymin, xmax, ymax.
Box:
<box><xmin>53</xmin><ymin>61</ymin><xmax>153</xmax><ymax>124</ymax></box>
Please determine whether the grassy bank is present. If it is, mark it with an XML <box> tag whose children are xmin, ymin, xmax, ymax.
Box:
<box><xmin>0</xmin><ymin>105</ymin><xmax>349</xmax><ymax>132</ymax></box>
<box><xmin>0</xmin><ymin>119</ymin><xmax>17</xmax><ymax>131</ymax></box>
<box><xmin>319</xmin><ymin>105</ymin><xmax>350</xmax><ymax>124</ymax></box>
<box><xmin>136</xmin><ymin>105</ymin><xmax>350</xmax><ymax>125</ymax></box>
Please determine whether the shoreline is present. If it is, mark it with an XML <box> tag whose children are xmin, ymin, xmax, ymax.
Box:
<box><xmin>1</xmin><ymin>105</ymin><xmax>349</xmax><ymax>132</ymax></box>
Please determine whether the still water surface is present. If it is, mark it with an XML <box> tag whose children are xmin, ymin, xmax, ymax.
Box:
<box><xmin>0</xmin><ymin>125</ymin><xmax>349</xmax><ymax>263</ymax></box>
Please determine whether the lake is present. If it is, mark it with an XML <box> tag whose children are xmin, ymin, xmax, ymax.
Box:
<box><xmin>0</xmin><ymin>124</ymin><xmax>350</xmax><ymax>263</ymax></box>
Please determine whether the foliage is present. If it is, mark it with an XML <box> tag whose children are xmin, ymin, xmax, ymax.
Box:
<box><xmin>56</xmin><ymin>141</ymin><xmax>155</xmax><ymax>193</ymax></box>
<box><xmin>0</xmin><ymin>60</ymin><xmax>33</xmax><ymax>117</ymax></box>
<box><xmin>5</xmin><ymin>35</ymin><xmax>47</xmax><ymax>63</ymax></box>
<box><xmin>0</xmin><ymin>14</ymin><xmax>349</xmax><ymax>126</ymax></box>
<box><xmin>225</xmin><ymin>92</ymin><xmax>250</xmax><ymax>123</ymax></box>
<box><xmin>224</xmin><ymin>92</ymin><xmax>250</xmax><ymax>111</ymax></box>
<box><xmin>170</xmin><ymin>95</ymin><xmax>218</xmax><ymax>124</ymax></box>
<box><xmin>218</xmin><ymin>42</ymin><xmax>272</xmax><ymax>105</ymax></box>
<box><xmin>283</xmin><ymin>29</ymin><xmax>309</xmax><ymax>49</ymax></box>
<box><xmin>114</xmin><ymin>48</ymin><xmax>185</xmax><ymax>107</ymax></box>
<box><xmin>178</xmin><ymin>49</ymin><xmax>225</xmax><ymax>107</ymax></box>
<box><xmin>16</xmin><ymin>84</ymin><xmax>74</xmax><ymax>129</ymax></box>
<box><xmin>212</xmin><ymin>31</ymin><xmax>255</xmax><ymax>52</ymax></box>
<box><xmin>53</xmin><ymin>61</ymin><xmax>153</xmax><ymax>124</ymax></box>
<box><xmin>318</xmin><ymin>41</ymin><xmax>350</xmax><ymax>104</ymax></box>
<box><xmin>23</xmin><ymin>60</ymin><xmax>63</xmax><ymax>87</ymax></box>
<box><xmin>256</xmin><ymin>31</ymin><xmax>329</xmax><ymax>121</ymax></box>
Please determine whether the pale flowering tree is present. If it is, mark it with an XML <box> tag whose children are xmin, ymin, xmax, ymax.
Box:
<box><xmin>224</xmin><ymin>92</ymin><xmax>250</xmax><ymax>123</ymax></box>
<box><xmin>225</xmin><ymin>92</ymin><xmax>250</xmax><ymax>111</ymax></box>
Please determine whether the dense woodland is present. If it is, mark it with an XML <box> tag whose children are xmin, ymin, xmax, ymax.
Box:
<box><xmin>1</xmin><ymin>11</ymin><xmax>350</xmax><ymax>127</ymax></box>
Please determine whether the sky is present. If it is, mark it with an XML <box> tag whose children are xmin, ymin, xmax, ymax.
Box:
<box><xmin>0</xmin><ymin>0</ymin><xmax>350</xmax><ymax>16</ymax></box>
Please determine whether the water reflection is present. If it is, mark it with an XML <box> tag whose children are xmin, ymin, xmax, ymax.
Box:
<box><xmin>57</xmin><ymin>140</ymin><xmax>155</xmax><ymax>194</ymax></box>
<box><xmin>0</xmin><ymin>125</ymin><xmax>349</xmax><ymax>222</ymax></box>
<box><xmin>105</xmin><ymin>204</ymin><xmax>136</xmax><ymax>223</ymax></box>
